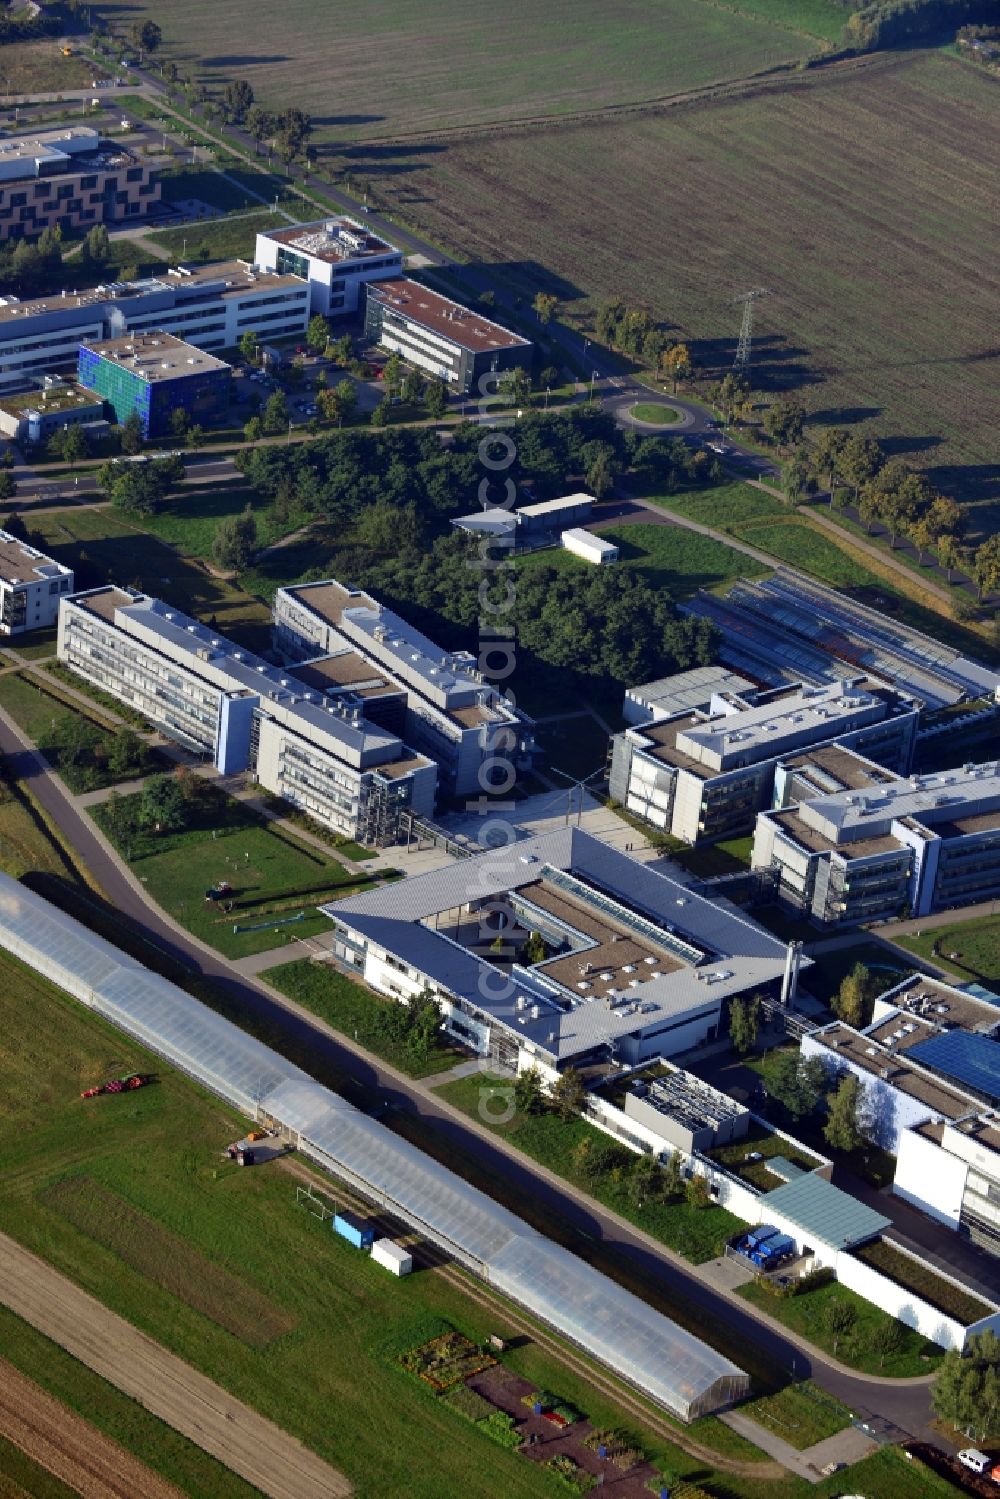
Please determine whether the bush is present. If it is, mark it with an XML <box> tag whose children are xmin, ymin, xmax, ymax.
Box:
<box><xmin>547</xmin><ymin>1454</ymin><xmax>594</xmax><ymax>1492</ymax></box>
<box><xmin>442</xmin><ymin>1383</ymin><xmax>494</xmax><ymax>1422</ymax></box>
<box><xmin>476</xmin><ymin>1411</ymin><xmax>521</xmax><ymax>1448</ymax></box>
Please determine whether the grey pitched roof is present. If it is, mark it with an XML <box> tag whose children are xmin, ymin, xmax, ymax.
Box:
<box><xmin>759</xmin><ymin>1174</ymin><xmax>891</xmax><ymax>1249</ymax></box>
<box><xmin>330</xmin><ymin>829</ymin><xmax>796</xmax><ymax>1061</ymax></box>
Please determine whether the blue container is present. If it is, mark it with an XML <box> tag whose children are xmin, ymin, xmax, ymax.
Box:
<box><xmin>745</xmin><ymin>1225</ymin><xmax>780</xmax><ymax>1250</ymax></box>
<box><xmin>333</xmin><ymin>1210</ymin><xmax>375</xmax><ymax>1249</ymax></box>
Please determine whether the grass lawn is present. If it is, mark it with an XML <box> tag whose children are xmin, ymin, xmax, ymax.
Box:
<box><xmin>524</xmin><ymin>522</ymin><xmax>767</xmax><ymax>598</ymax></box>
<box><xmin>630</xmin><ymin>403</ymin><xmax>681</xmax><ymax>425</ymax></box>
<box><xmin>158</xmin><ymin>164</ymin><xmax>283</xmax><ymax>213</ymax></box>
<box><xmin>147</xmin><ymin>210</ymin><xmax>288</xmax><ymax>264</ymax></box>
<box><xmin>267</xmin><ymin>959</ymin><xmax>464</xmax><ymax>1079</ymax></box>
<box><xmin>742</xmin><ymin>1380</ymin><xmax>850</xmax><ymax>1450</ymax></box>
<box><xmin>24</xmin><ymin>507</ymin><xmax>274</xmax><ymax>655</ymax></box>
<box><xmin>855</xmin><ymin>1240</ymin><xmax>995</xmax><ymax>1325</ymax></box>
<box><xmin>814</xmin><ymin>1446</ymin><xmax>968</xmax><ymax>1499</ymax></box>
<box><xmin>0</xmin><ymin>775</ymin><xmax>82</xmax><ymax>886</ymax></box>
<box><xmin>0</xmin><ymin>949</ymin><xmax>809</xmax><ymax>1499</ymax></box>
<box><xmin>662</xmin><ymin>482</ymin><xmax>788</xmax><ymax>530</ymax></box>
<box><xmin>666</xmin><ymin>835</ymin><xmax>754</xmax><ymax>879</ymax></box>
<box><xmin>436</xmin><ymin>1073</ymin><xmax>742</xmax><ymax>1265</ymax></box>
<box><xmin>738</xmin><ymin>1277</ymin><xmax>943</xmax><ymax>1375</ymax></box>
<box><xmin>0</xmin><ymin>671</ymin><xmax>154</xmax><ymax>794</ymax></box>
<box><xmin>0</xmin><ymin>40</ymin><xmax>98</xmax><ymax>92</ymax></box>
<box><xmin>91</xmin><ymin>788</ymin><xmax>379</xmax><ymax>959</ymax></box>
<box><xmin>896</xmin><ymin>916</ymin><xmax>1000</xmax><ymax>989</ymax></box>
<box><xmin>142</xmin><ymin>484</ymin><xmax>312</xmax><ymax>562</ymax></box>
<box><xmin>533</xmin><ymin>712</ymin><xmax>611</xmax><ymax>782</ymax></box>
<box><xmin>0</xmin><ymin>625</ymin><xmax>58</xmax><ymax>661</ymax></box>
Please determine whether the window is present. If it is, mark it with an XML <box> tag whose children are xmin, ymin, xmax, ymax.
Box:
<box><xmin>49</xmin><ymin>581</ymin><xmax>59</xmax><ymax>596</ymax></box>
<box><xmin>80</xmin><ymin>175</ymin><xmax>97</xmax><ymax>190</ymax></box>
<box><xmin>126</xmin><ymin>167</ymin><xmax>143</xmax><ymax>182</ymax></box>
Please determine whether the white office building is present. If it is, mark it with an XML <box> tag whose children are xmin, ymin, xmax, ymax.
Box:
<box><xmin>58</xmin><ymin>587</ymin><xmax>435</xmax><ymax>844</ymax></box>
<box><xmin>273</xmin><ymin>579</ymin><xmax>535</xmax><ymax>799</ymax></box>
<box><xmin>609</xmin><ymin>677</ymin><xmax>920</xmax><ymax>845</ymax></box>
<box><xmin>0</xmin><ymin>528</ymin><xmax>73</xmax><ymax>633</ymax></box>
<box><xmin>254</xmin><ymin>218</ymin><xmax>403</xmax><ymax>316</ymax></box>
<box><xmin>754</xmin><ymin>761</ymin><xmax>1000</xmax><ymax>925</ymax></box>
<box><xmin>0</xmin><ymin>261</ymin><xmax>310</xmax><ymax>394</ymax></box>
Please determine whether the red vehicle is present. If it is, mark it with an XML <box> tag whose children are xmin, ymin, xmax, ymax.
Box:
<box><xmin>80</xmin><ymin>1073</ymin><xmax>149</xmax><ymax>1100</ymax></box>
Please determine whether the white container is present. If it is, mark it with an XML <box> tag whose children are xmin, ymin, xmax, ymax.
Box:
<box><xmin>370</xmin><ymin>1237</ymin><xmax>412</xmax><ymax>1277</ymax></box>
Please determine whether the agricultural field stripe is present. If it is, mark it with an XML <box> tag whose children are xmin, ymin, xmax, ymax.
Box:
<box><xmin>0</xmin><ymin>1231</ymin><xmax>352</xmax><ymax>1499</ymax></box>
<box><xmin>0</xmin><ymin>1357</ymin><xmax>187</xmax><ymax>1499</ymax></box>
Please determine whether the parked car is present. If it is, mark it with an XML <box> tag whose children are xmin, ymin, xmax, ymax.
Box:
<box><xmin>957</xmin><ymin>1449</ymin><xmax>990</xmax><ymax>1475</ymax></box>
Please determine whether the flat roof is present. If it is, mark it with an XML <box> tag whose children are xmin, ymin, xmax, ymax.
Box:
<box><xmin>759</xmin><ymin>1174</ymin><xmax>891</xmax><ymax>1249</ymax></box>
<box><xmin>768</xmin><ymin>807</ymin><xmax>904</xmax><ymax>860</ymax></box>
<box><xmin>0</xmin><ymin>125</ymin><xmax>97</xmax><ymax>164</ymax></box>
<box><xmin>562</xmin><ymin>527</ymin><xmax>617</xmax><ymax>552</ymax></box>
<box><xmin>799</xmin><ymin>762</ymin><xmax>1000</xmax><ymax>845</ymax></box>
<box><xmin>262</xmin><ymin>217</ymin><xmax>400</xmax><ymax>264</ymax></box>
<box><xmin>288</xmin><ymin>652</ymin><xmax>403</xmax><ymax>702</ymax></box>
<box><xmin>80</xmin><ymin>331</ymin><xmax>230</xmax><ymax>382</ymax></box>
<box><xmin>812</xmin><ymin>1022</ymin><xmax>981</xmax><ymax>1119</ymax></box>
<box><xmin>877</xmin><ymin>976</ymin><xmax>1000</xmax><ymax>1037</ymax></box>
<box><xmin>781</xmin><ymin>744</ymin><xmax>890</xmax><ymax>793</ymax></box>
<box><xmin>627</xmin><ymin>666</ymin><xmax>755</xmax><ymax>716</ymax></box>
<box><xmin>282</xmin><ymin>580</ymin><xmax>376</xmax><ymax>630</ymax></box>
<box><xmin>329</xmin><ymin>827</ymin><xmax>796</xmax><ymax>1062</ymax></box>
<box><xmin>369</xmin><ymin>278</ymin><xmax>530</xmax><ymax>354</ymax></box>
<box><xmin>675</xmin><ymin>679</ymin><xmax>890</xmax><ymax>770</ymax></box>
<box><xmin>0</xmin><ymin>530</ymin><xmax>71</xmax><ymax>586</ymax></box>
<box><xmin>518</xmin><ymin>493</ymin><xmax>593</xmax><ymax>520</ymax></box>
<box><xmin>0</xmin><ymin>263</ymin><xmax>305</xmax><ymax>329</ymax></box>
<box><xmin>0</xmin><ymin>382</ymin><xmax>100</xmax><ymax>416</ymax></box>
<box><xmin>515</xmin><ymin>878</ymin><xmax>685</xmax><ymax>996</ymax></box>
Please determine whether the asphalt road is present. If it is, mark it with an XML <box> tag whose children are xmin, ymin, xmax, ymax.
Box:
<box><xmin>0</xmin><ymin>708</ymin><xmax>942</xmax><ymax>1448</ymax></box>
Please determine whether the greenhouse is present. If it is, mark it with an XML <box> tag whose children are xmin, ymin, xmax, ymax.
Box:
<box><xmin>0</xmin><ymin>874</ymin><xmax>749</xmax><ymax>1421</ymax></box>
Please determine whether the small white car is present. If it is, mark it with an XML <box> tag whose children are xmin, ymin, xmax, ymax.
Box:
<box><xmin>957</xmin><ymin>1449</ymin><xmax>990</xmax><ymax>1475</ymax></box>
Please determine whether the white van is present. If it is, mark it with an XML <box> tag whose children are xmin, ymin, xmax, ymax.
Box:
<box><xmin>957</xmin><ymin>1448</ymin><xmax>990</xmax><ymax>1474</ymax></box>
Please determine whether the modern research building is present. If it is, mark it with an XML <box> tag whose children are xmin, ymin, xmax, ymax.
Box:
<box><xmin>78</xmin><ymin>332</ymin><xmax>231</xmax><ymax>438</ymax></box>
<box><xmin>0</xmin><ymin>528</ymin><xmax>73</xmax><ymax>634</ymax></box>
<box><xmin>0</xmin><ymin>261</ymin><xmax>310</xmax><ymax>395</ymax></box>
<box><xmin>365</xmin><ymin>279</ymin><xmax>532</xmax><ymax>394</ymax></box>
<box><xmin>254</xmin><ymin>218</ymin><xmax>404</xmax><ymax>316</ymax></box>
<box><xmin>0</xmin><ymin>126</ymin><xmax>159</xmax><ymax>242</ymax></box>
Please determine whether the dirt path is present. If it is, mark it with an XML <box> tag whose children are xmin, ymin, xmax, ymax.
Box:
<box><xmin>0</xmin><ymin>1232</ymin><xmax>351</xmax><ymax>1499</ymax></box>
<box><xmin>0</xmin><ymin>1359</ymin><xmax>186</xmax><ymax>1499</ymax></box>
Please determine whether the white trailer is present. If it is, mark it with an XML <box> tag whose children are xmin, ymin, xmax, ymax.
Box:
<box><xmin>370</xmin><ymin>1237</ymin><xmax>413</xmax><ymax>1276</ymax></box>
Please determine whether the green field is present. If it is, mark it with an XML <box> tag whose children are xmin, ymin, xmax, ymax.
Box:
<box><xmin>372</xmin><ymin>52</ymin><xmax>1000</xmax><ymax>518</ymax></box>
<box><xmin>91</xmin><ymin>788</ymin><xmax>378</xmax><ymax>959</ymax></box>
<box><xmin>630</xmin><ymin>403</ymin><xmax>682</xmax><ymax>425</ymax></box>
<box><xmin>518</xmin><ymin>520</ymin><xmax>767</xmax><ymax>597</ymax></box>
<box><xmin>738</xmin><ymin>1277</ymin><xmax>942</xmax><ymax>1376</ymax></box>
<box><xmin>896</xmin><ymin>915</ymin><xmax>1000</xmax><ymax>988</ymax></box>
<box><xmin>142</xmin><ymin>484</ymin><xmax>311</xmax><ymax>561</ymax></box>
<box><xmin>0</xmin><ymin>671</ymin><xmax>154</xmax><ymax>794</ymax></box>
<box><xmin>23</xmin><ymin>507</ymin><xmax>273</xmax><ymax>654</ymax></box>
<box><xmin>268</xmin><ymin>958</ymin><xmax>464</xmax><ymax>1078</ymax></box>
<box><xmin>114</xmin><ymin>0</ymin><xmax>828</xmax><ymax>148</ymax></box>
<box><xmin>742</xmin><ymin>1381</ymin><xmax>850</xmax><ymax>1450</ymax></box>
<box><xmin>148</xmin><ymin>209</ymin><xmax>288</xmax><ymax>263</ymax></box>
<box><xmin>662</xmin><ymin>482</ymin><xmax>788</xmax><ymax>529</ymax></box>
<box><xmin>157</xmin><ymin>163</ymin><xmax>288</xmax><ymax>213</ymax></box>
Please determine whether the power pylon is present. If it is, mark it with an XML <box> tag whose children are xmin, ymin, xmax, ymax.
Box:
<box><xmin>732</xmin><ymin>289</ymin><xmax>770</xmax><ymax>372</ymax></box>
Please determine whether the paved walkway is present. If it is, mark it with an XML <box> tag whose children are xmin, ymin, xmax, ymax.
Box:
<box><xmin>0</xmin><ymin>1232</ymin><xmax>350</xmax><ymax>1499</ymax></box>
<box><xmin>720</xmin><ymin>1412</ymin><xmax>824</xmax><ymax>1483</ymax></box>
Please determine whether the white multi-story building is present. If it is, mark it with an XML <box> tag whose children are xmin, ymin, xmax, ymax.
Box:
<box><xmin>754</xmin><ymin>760</ymin><xmax>1000</xmax><ymax>925</ymax></box>
<box><xmin>364</xmin><ymin>278</ymin><xmax>531</xmax><ymax>393</ymax></box>
<box><xmin>0</xmin><ymin>528</ymin><xmax>73</xmax><ymax>634</ymax></box>
<box><xmin>273</xmin><ymin>579</ymin><xmax>535</xmax><ymax>799</ymax></box>
<box><xmin>254</xmin><ymin>218</ymin><xmax>403</xmax><ymax>317</ymax></box>
<box><xmin>58</xmin><ymin>587</ymin><xmax>435</xmax><ymax>844</ymax></box>
<box><xmin>0</xmin><ymin>261</ymin><xmax>310</xmax><ymax>394</ymax></box>
<box><xmin>609</xmin><ymin>677</ymin><xmax>920</xmax><ymax>845</ymax></box>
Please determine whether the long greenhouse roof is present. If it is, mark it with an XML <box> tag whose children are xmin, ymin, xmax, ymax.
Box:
<box><xmin>0</xmin><ymin>873</ymin><xmax>748</xmax><ymax>1421</ymax></box>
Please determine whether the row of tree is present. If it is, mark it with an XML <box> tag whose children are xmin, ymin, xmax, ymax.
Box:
<box><xmin>98</xmin><ymin>452</ymin><xmax>186</xmax><ymax>516</ymax></box>
<box><xmin>932</xmin><ymin>1331</ymin><xmax>1000</xmax><ymax>1445</ymax></box>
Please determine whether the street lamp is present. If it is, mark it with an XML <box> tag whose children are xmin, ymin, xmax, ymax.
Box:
<box><xmin>589</xmin><ymin>369</ymin><xmax>598</xmax><ymax>402</ymax></box>
<box><xmin>551</xmin><ymin>765</ymin><xmax>606</xmax><ymax>828</ymax></box>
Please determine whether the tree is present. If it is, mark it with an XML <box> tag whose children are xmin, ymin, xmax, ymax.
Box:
<box><xmin>307</xmin><ymin>314</ymin><xmax>330</xmax><ymax>355</ymax></box>
<box><xmin>784</xmin><ymin>451</ymin><xmax>813</xmax><ymax>503</ymax></box>
<box><xmin>262</xmin><ymin>390</ymin><xmax>288</xmax><ymax>435</ymax></box>
<box><xmin>245</xmin><ymin>106</ymin><xmax>274</xmax><ymax>150</ymax></box>
<box><xmin>499</xmin><ymin>366</ymin><xmax>531</xmax><ymax>409</ymax></box>
<box><xmin>728</xmin><ymin>995</ymin><xmax>761</xmax><ymax>1054</ymax></box>
<box><xmin>767</xmin><ymin>1050</ymin><xmax>826</xmax><ymax>1121</ymax></box>
<box><xmin>238</xmin><ymin>330</ymin><xmax>260</xmax><ymax>367</ymax></box>
<box><xmin>550</xmin><ymin>1067</ymin><xmax>586</xmax><ymax>1121</ymax></box>
<box><xmin>660</xmin><ymin>343</ymin><xmax>693</xmax><ymax>393</ymax></box>
<box><xmin>0</xmin><ymin>470</ymin><xmax>17</xmax><ymax>503</ymax></box>
<box><xmin>628</xmin><ymin>1151</ymin><xmax>664</xmax><ymax>1208</ymax></box>
<box><xmin>762</xmin><ymin>399</ymin><xmax>805</xmax><ymax>450</ymax></box>
<box><xmin>523</xmin><ymin>931</ymin><xmax>547</xmax><ymax>964</ymax></box>
<box><xmin>83</xmin><ymin>223</ymin><xmax>110</xmax><ymax>267</ymax></box>
<box><xmin>139</xmin><ymin>773</ymin><xmax>187</xmax><ymax>832</ymax></box>
<box><xmin>833</xmin><ymin>962</ymin><xmax>878</xmax><ymax>1029</ymax></box>
<box><xmin>127</xmin><ymin>19</ymin><xmax>161</xmax><ymax>53</ymax></box>
<box><xmin>382</xmin><ymin>353</ymin><xmax>403</xmax><ymax>397</ymax></box>
<box><xmin>513</xmin><ymin>1066</ymin><xmax>545</xmax><ymax>1116</ymax></box>
<box><xmin>212</xmin><ymin>504</ymin><xmax>257</xmax><ymax>569</ymax></box>
<box><xmin>823</xmin><ymin>1298</ymin><xmax>857</xmax><ymax>1354</ymax></box>
<box><xmin>812</xmin><ymin>426</ymin><xmax>848</xmax><ymax>497</ymax></box>
<box><xmin>2</xmin><ymin>508</ymin><xmax>25</xmax><ymax>537</ymax></box>
<box><xmin>931</xmin><ymin>1335</ymin><xmax>1000</xmax><ymax>1441</ymax></box>
<box><xmin>401</xmin><ymin>369</ymin><xmax>425</xmax><ymax>406</ymax></box>
<box><xmin>101</xmin><ymin>788</ymin><xmax>137</xmax><ymax>853</ymax></box>
<box><xmin>823</xmin><ymin>1073</ymin><xmax>865</xmax><ymax>1154</ymax></box>
<box><xmin>972</xmin><ymin>536</ymin><xmax>1000</xmax><ymax>602</ymax></box>
<box><xmin>685</xmin><ymin>1172</ymin><xmax>711</xmax><ymax>1209</ymax></box>
<box><xmin>533</xmin><ymin>291</ymin><xmax>558</xmax><ymax>325</ymax></box>
<box><xmin>663</xmin><ymin>1149</ymin><xmax>683</xmax><ymax>1198</ymax></box>
<box><xmin>837</xmin><ymin>433</ymin><xmax>883</xmax><ymax>500</ymax></box>
<box><xmin>938</xmin><ymin>532</ymin><xmax>963</xmax><ymax>583</ymax></box>
<box><xmin>908</xmin><ymin>513</ymin><xmax>936</xmax><ymax>566</ymax></box>
<box><xmin>370</xmin><ymin>395</ymin><xmax>391</xmax><ymax>428</ymax></box>
<box><xmin>223</xmin><ymin>79</ymin><xmax>254</xmax><ymax>122</ymax></box>
<box><xmin>169</xmin><ymin>406</ymin><xmax>189</xmax><ymax>438</ymax></box>
<box><xmin>871</xmin><ymin>1317</ymin><xmax>906</xmax><ymax>1369</ymax></box>
<box><xmin>585</xmin><ymin>445</ymin><xmax>616</xmax><ymax>500</ymax></box>
<box><xmin>119</xmin><ymin>411</ymin><xmax>143</xmax><ymax>455</ymax></box>
<box><xmin>423</xmin><ymin>378</ymin><xmax>448</xmax><ymax>419</ymax></box>
<box><xmin>106</xmin><ymin>728</ymin><xmax>146</xmax><ymax>779</ymax></box>
<box><xmin>243</xmin><ymin>415</ymin><xmax>263</xmax><ymax>443</ymax></box>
